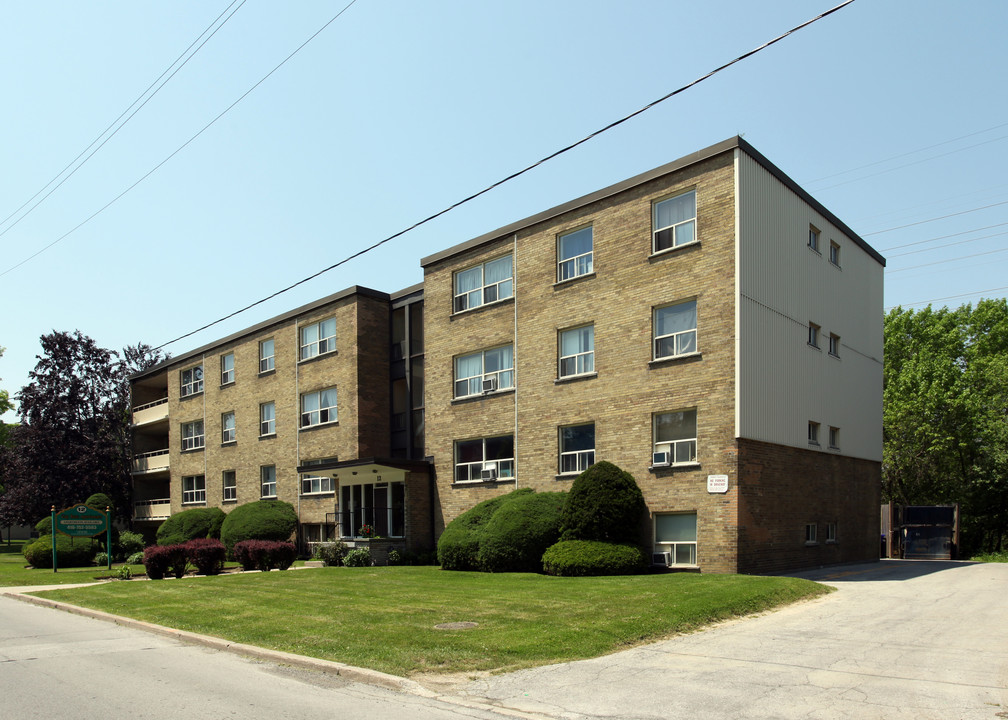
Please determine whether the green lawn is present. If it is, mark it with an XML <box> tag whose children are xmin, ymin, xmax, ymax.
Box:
<box><xmin>0</xmin><ymin>540</ymin><xmax>139</xmax><ymax>586</ymax></box>
<box><xmin>29</xmin><ymin>565</ymin><xmax>830</xmax><ymax>677</ymax></box>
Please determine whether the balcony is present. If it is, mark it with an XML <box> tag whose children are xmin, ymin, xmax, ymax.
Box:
<box><xmin>132</xmin><ymin>449</ymin><xmax>169</xmax><ymax>474</ymax></box>
<box><xmin>133</xmin><ymin>398</ymin><xmax>168</xmax><ymax>426</ymax></box>
<box><xmin>134</xmin><ymin>498</ymin><xmax>170</xmax><ymax>521</ymax></box>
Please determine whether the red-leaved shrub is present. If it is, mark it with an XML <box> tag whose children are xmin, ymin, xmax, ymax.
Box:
<box><xmin>233</xmin><ymin>540</ymin><xmax>296</xmax><ymax>571</ymax></box>
<box><xmin>143</xmin><ymin>544</ymin><xmax>188</xmax><ymax>579</ymax></box>
<box><xmin>184</xmin><ymin>538</ymin><xmax>226</xmax><ymax>575</ymax></box>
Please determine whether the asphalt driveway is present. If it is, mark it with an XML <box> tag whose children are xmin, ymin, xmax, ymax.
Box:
<box><xmin>456</xmin><ymin>560</ymin><xmax>1008</xmax><ymax>720</ymax></box>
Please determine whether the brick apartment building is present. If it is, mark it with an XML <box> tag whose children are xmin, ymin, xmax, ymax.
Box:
<box><xmin>130</xmin><ymin>136</ymin><xmax>884</xmax><ymax>573</ymax></box>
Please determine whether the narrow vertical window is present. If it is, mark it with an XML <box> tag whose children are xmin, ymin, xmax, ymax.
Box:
<box><xmin>261</xmin><ymin>465</ymin><xmax>277</xmax><ymax>498</ymax></box>
<box><xmin>652</xmin><ymin>190</ymin><xmax>697</xmax><ymax>252</ymax></box>
<box><xmin>221</xmin><ymin>411</ymin><xmax>236</xmax><ymax>444</ymax></box>
<box><xmin>223</xmin><ymin>470</ymin><xmax>237</xmax><ymax>502</ymax></box>
<box><xmin>558</xmin><ymin>325</ymin><xmax>594</xmax><ymax>378</ymax></box>
<box><xmin>260</xmin><ymin>402</ymin><xmax>275</xmax><ymax>436</ymax></box>
<box><xmin>220</xmin><ymin>352</ymin><xmax>234</xmax><ymax>385</ymax></box>
<box><xmin>259</xmin><ymin>339</ymin><xmax>275</xmax><ymax>373</ymax></box>
<box><xmin>808</xmin><ymin>225</ymin><xmax>820</xmax><ymax>252</ymax></box>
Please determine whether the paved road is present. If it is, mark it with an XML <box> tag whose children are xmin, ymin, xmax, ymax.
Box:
<box><xmin>457</xmin><ymin>560</ymin><xmax>1008</xmax><ymax>719</ymax></box>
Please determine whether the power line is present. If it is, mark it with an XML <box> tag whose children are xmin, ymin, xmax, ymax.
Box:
<box><xmin>880</xmin><ymin>222</ymin><xmax>1008</xmax><ymax>253</ymax></box>
<box><xmin>152</xmin><ymin>0</ymin><xmax>857</xmax><ymax>351</ymax></box>
<box><xmin>863</xmin><ymin>200</ymin><xmax>1008</xmax><ymax>236</ymax></box>
<box><xmin>887</xmin><ymin>245</ymin><xmax>1008</xmax><ymax>274</ymax></box>
<box><xmin>887</xmin><ymin>286</ymin><xmax>1008</xmax><ymax>310</ymax></box>
<box><xmin>885</xmin><ymin>227</ymin><xmax>1008</xmax><ymax>258</ymax></box>
<box><xmin>0</xmin><ymin>0</ymin><xmax>246</xmax><ymax>239</ymax></box>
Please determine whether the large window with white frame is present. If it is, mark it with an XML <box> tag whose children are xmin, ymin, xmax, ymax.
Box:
<box><xmin>652</xmin><ymin>190</ymin><xmax>696</xmax><ymax>253</ymax></box>
<box><xmin>221</xmin><ymin>411</ymin><xmax>236</xmax><ymax>444</ymax></box>
<box><xmin>557</xmin><ymin>226</ymin><xmax>593</xmax><ymax>282</ymax></box>
<box><xmin>653</xmin><ymin>409</ymin><xmax>698</xmax><ymax>466</ymax></box>
<box><xmin>655</xmin><ymin>512</ymin><xmax>697</xmax><ymax>566</ymax></box>
<box><xmin>300</xmin><ymin>318</ymin><xmax>336</xmax><ymax>360</ymax></box>
<box><xmin>300</xmin><ymin>457</ymin><xmax>338</xmax><ymax>495</ymax></box>
<box><xmin>559</xmin><ymin>423</ymin><xmax>595</xmax><ymax>475</ymax></box>
<box><xmin>259</xmin><ymin>338</ymin><xmax>275</xmax><ymax>373</ymax></box>
<box><xmin>261</xmin><ymin>465</ymin><xmax>276</xmax><ymax>498</ymax></box>
<box><xmin>558</xmin><ymin>325</ymin><xmax>594</xmax><ymax>378</ymax></box>
<box><xmin>300</xmin><ymin>387</ymin><xmax>338</xmax><ymax>428</ymax></box>
<box><xmin>260</xmin><ymin>402</ymin><xmax>275</xmax><ymax>436</ymax></box>
<box><xmin>454</xmin><ymin>435</ymin><xmax>515</xmax><ymax>483</ymax></box>
<box><xmin>182</xmin><ymin>475</ymin><xmax>206</xmax><ymax>505</ymax></box>
<box><xmin>453</xmin><ymin>255</ymin><xmax>513</xmax><ymax>313</ymax></box>
<box><xmin>222</xmin><ymin>470</ymin><xmax>237</xmax><ymax>502</ymax></box>
<box><xmin>654</xmin><ymin>300</ymin><xmax>697</xmax><ymax>359</ymax></box>
<box><xmin>180</xmin><ymin>365</ymin><xmax>203</xmax><ymax>397</ymax></box>
<box><xmin>220</xmin><ymin>352</ymin><xmax>234</xmax><ymax>385</ymax></box>
<box><xmin>454</xmin><ymin>345</ymin><xmax>514</xmax><ymax>398</ymax></box>
<box><xmin>181</xmin><ymin>420</ymin><xmax>204</xmax><ymax>451</ymax></box>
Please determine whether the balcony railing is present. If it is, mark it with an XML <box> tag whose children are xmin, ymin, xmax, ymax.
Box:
<box><xmin>132</xmin><ymin>397</ymin><xmax>169</xmax><ymax>425</ymax></box>
<box><xmin>132</xmin><ymin>449</ymin><xmax>169</xmax><ymax>474</ymax></box>
<box><xmin>134</xmin><ymin>498</ymin><xmax>170</xmax><ymax>521</ymax></box>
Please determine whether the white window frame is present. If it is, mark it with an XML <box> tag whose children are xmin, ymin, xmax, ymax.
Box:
<box><xmin>653</xmin><ymin>409</ymin><xmax>698</xmax><ymax>466</ymax></box>
<box><xmin>261</xmin><ymin>465</ymin><xmax>277</xmax><ymax>499</ymax></box>
<box><xmin>829</xmin><ymin>240</ymin><xmax>841</xmax><ymax>266</ymax></box>
<box><xmin>453</xmin><ymin>255</ymin><xmax>513</xmax><ymax>313</ymax></box>
<box><xmin>223</xmin><ymin>470</ymin><xmax>237</xmax><ymax>502</ymax></box>
<box><xmin>805</xmin><ymin>523</ymin><xmax>818</xmax><ymax>544</ymax></box>
<box><xmin>181</xmin><ymin>420</ymin><xmax>204</xmax><ymax>451</ymax></box>
<box><xmin>828</xmin><ymin>333</ymin><xmax>840</xmax><ymax>357</ymax></box>
<box><xmin>300</xmin><ymin>387</ymin><xmax>338</xmax><ymax>428</ymax></box>
<box><xmin>558</xmin><ymin>325</ymin><xmax>595</xmax><ymax>378</ymax></box>
<box><xmin>557</xmin><ymin>226</ymin><xmax>593</xmax><ymax>282</ymax></box>
<box><xmin>559</xmin><ymin>423</ymin><xmax>595</xmax><ymax>475</ymax></box>
<box><xmin>220</xmin><ymin>352</ymin><xmax>234</xmax><ymax>385</ymax></box>
<box><xmin>808</xmin><ymin>421</ymin><xmax>820</xmax><ymax>445</ymax></box>
<box><xmin>454</xmin><ymin>435</ymin><xmax>515</xmax><ymax>483</ymax></box>
<box><xmin>808</xmin><ymin>323</ymin><xmax>820</xmax><ymax>348</ymax></box>
<box><xmin>301</xmin><ymin>474</ymin><xmax>336</xmax><ymax>495</ymax></box>
<box><xmin>826</xmin><ymin>522</ymin><xmax>837</xmax><ymax>543</ymax></box>
<box><xmin>259</xmin><ymin>338</ymin><xmax>275</xmax><ymax>374</ymax></box>
<box><xmin>652</xmin><ymin>190</ymin><xmax>697</xmax><ymax>253</ymax></box>
<box><xmin>808</xmin><ymin>225</ymin><xmax>820</xmax><ymax>252</ymax></box>
<box><xmin>653</xmin><ymin>300</ymin><xmax>698</xmax><ymax>360</ymax></box>
<box><xmin>300</xmin><ymin>318</ymin><xmax>336</xmax><ymax>361</ymax></box>
<box><xmin>829</xmin><ymin>426</ymin><xmax>840</xmax><ymax>449</ymax></box>
<box><xmin>221</xmin><ymin>411</ymin><xmax>236</xmax><ymax>444</ymax></box>
<box><xmin>260</xmin><ymin>402</ymin><xmax>275</xmax><ymax>437</ymax></box>
<box><xmin>180</xmin><ymin>365</ymin><xmax>203</xmax><ymax>398</ymax></box>
<box><xmin>182</xmin><ymin>475</ymin><xmax>206</xmax><ymax>505</ymax></box>
<box><xmin>454</xmin><ymin>345</ymin><xmax>514</xmax><ymax>398</ymax></box>
<box><xmin>654</xmin><ymin>512</ymin><xmax>698</xmax><ymax>567</ymax></box>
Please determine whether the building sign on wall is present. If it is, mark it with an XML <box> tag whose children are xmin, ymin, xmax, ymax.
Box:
<box><xmin>707</xmin><ymin>474</ymin><xmax>729</xmax><ymax>494</ymax></box>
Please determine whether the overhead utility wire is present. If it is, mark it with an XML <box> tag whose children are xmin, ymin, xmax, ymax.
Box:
<box><xmin>863</xmin><ymin>199</ymin><xmax>1008</xmax><ymax>236</ymax></box>
<box><xmin>152</xmin><ymin>0</ymin><xmax>856</xmax><ymax>351</ymax></box>
<box><xmin>887</xmin><ymin>285</ymin><xmax>1008</xmax><ymax>310</ymax></box>
<box><xmin>0</xmin><ymin>0</ymin><xmax>357</xmax><ymax>279</ymax></box>
<box><xmin>884</xmin><ymin>223</ymin><xmax>1008</xmax><ymax>256</ymax></box>
<box><xmin>0</xmin><ymin>0</ymin><xmax>246</xmax><ymax>238</ymax></box>
<box><xmin>887</xmin><ymin>246</ymin><xmax>1008</xmax><ymax>274</ymax></box>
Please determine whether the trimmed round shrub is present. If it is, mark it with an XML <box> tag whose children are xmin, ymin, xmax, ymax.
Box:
<box><xmin>342</xmin><ymin>547</ymin><xmax>373</xmax><ymax>567</ymax></box>
<box><xmin>143</xmin><ymin>544</ymin><xmax>188</xmax><ymax>579</ymax></box>
<box><xmin>35</xmin><ymin>516</ymin><xmax>52</xmax><ymax>536</ymax></box>
<box><xmin>477</xmin><ymin>491</ymin><xmax>566</xmax><ymax>572</ymax></box>
<box><xmin>312</xmin><ymin>540</ymin><xmax>348</xmax><ymax>567</ymax></box>
<box><xmin>23</xmin><ymin>535</ymin><xmax>97</xmax><ymax>569</ymax></box>
<box><xmin>184</xmin><ymin>538</ymin><xmax>226</xmax><ymax>575</ymax></box>
<box><xmin>156</xmin><ymin>507</ymin><xmax>227</xmax><ymax>546</ymax></box>
<box><xmin>437</xmin><ymin>489</ymin><xmax>532</xmax><ymax>570</ymax></box>
<box><xmin>117</xmin><ymin>531</ymin><xmax>145</xmax><ymax>560</ymax></box>
<box><xmin>542</xmin><ymin>540</ymin><xmax>648</xmax><ymax>577</ymax></box>
<box><xmin>220</xmin><ymin>500</ymin><xmax>297</xmax><ymax>551</ymax></box>
<box><xmin>84</xmin><ymin>492</ymin><xmax>115</xmax><ymax>514</ymax></box>
<box><xmin>560</xmin><ymin>461</ymin><xmax>647</xmax><ymax>543</ymax></box>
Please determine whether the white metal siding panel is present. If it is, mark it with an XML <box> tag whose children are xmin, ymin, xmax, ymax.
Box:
<box><xmin>736</xmin><ymin>153</ymin><xmax>882</xmax><ymax>462</ymax></box>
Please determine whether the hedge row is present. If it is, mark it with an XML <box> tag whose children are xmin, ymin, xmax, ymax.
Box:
<box><xmin>232</xmin><ymin>540</ymin><xmax>296</xmax><ymax>572</ymax></box>
<box><xmin>541</xmin><ymin>540</ymin><xmax>648</xmax><ymax>576</ymax></box>
<box><xmin>143</xmin><ymin>538</ymin><xmax>227</xmax><ymax>579</ymax></box>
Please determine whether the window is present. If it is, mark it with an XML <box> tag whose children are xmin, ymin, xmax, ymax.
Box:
<box><xmin>260</xmin><ymin>402</ymin><xmax>275</xmax><ymax>436</ymax></box>
<box><xmin>301</xmin><ymin>474</ymin><xmax>335</xmax><ymax>495</ymax></box>
<box><xmin>261</xmin><ymin>465</ymin><xmax>276</xmax><ymax>498</ymax></box>
<box><xmin>180</xmin><ymin>365</ymin><xmax>203</xmax><ymax>397</ymax></box>
<box><xmin>559</xmin><ymin>325</ymin><xmax>594</xmax><ymax>378</ymax></box>
<box><xmin>829</xmin><ymin>426</ymin><xmax>840</xmax><ymax>449</ymax></box>
<box><xmin>655</xmin><ymin>513</ymin><xmax>697</xmax><ymax>566</ymax></box>
<box><xmin>454</xmin><ymin>345</ymin><xmax>514</xmax><ymax>398</ymax></box>
<box><xmin>808</xmin><ymin>225</ymin><xmax>820</xmax><ymax>252</ymax></box>
<box><xmin>300</xmin><ymin>318</ymin><xmax>336</xmax><ymax>360</ymax></box>
<box><xmin>259</xmin><ymin>339</ymin><xmax>275</xmax><ymax>373</ymax></box>
<box><xmin>826</xmin><ymin>522</ymin><xmax>837</xmax><ymax>543</ymax></box>
<box><xmin>181</xmin><ymin>420</ymin><xmax>204</xmax><ymax>451</ymax></box>
<box><xmin>223</xmin><ymin>470</ymin><xmax>237</xmax><ymax>502</ymax></box>
<box><xmin>221</xmin><ymin>411</ymin><xmax>236</xmax><ymax>444</ymax></box>
<box><xmin>654</xmin><ymin>410</ymin><xmax>698</xmax><ymax>465</ymax></box>
<box><xmin>559</xmin><ymin>423</ymin><xmax>595</xmax><ymax>475</ymax></box>
<box><xmin>182</xmin><ymin>475</ymin><xmax>206</xmax><ymax>504</ymax></box>
<box><xmin>654</xmin><ymin>300</ymin><xmax>697</xmax><ymax>359</ymax></box>
<box><xmin>339</xmin><ymin>481</ymin><xmax>405</xmax><ymax>538</ymax></box>
<box><xmin>454</xmin><ymin>435</ymin><xmax>515</xmax><ymax>483</ymax></box>
<box><xmin>828</xmin><ymin>333</ymin><xmax>840</xmax><ymax>357</ymax></box>
<box><xmin>829</xmin><ymin>241</ymin><xmax>841</xmax><ymax>266</ymax></box>
<box><xmin>301</xmin><ymin>387</ymin><xmax>338</xmax><ymax>428</ymax></box>
<box><xmin>453</xmin><ymin>255</ymin><xmax>513</xmax><ymax>312</ymax></box>
<box><xmin>652</xmin><ymin>190</ymin><xmax>696</xmax><ymax>253</ymax></box>
<box><xmin>220</xmin><ymin>352</ymin><xmax>234</xmax><ymax>385</ymax></box>
<box><xmin>805</xmin><ymin>523</ymin><xmax>818</xmax><ymax>544</ymax></box>
<box><xmin>808</xmin><ymin>421</ymin><xmax>820</xmax><ymax>445</ymax></box>
<box><xmin>808</xmin><ymin>323</ymin><xmax>820</xmax><ymax>348</ymax></box>
<box><xmin>557</xmin><ymin>226</ymin><xmax>593</xmax><ymax>282</ymax></box>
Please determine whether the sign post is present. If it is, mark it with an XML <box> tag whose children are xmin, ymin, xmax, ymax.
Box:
<box><xmin>52</xmin><ymin>504</ymin><xmax>110</xmax><ymax>573</ymax></box>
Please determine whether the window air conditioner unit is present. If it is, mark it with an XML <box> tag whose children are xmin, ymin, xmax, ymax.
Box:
<box><xmin>652</xmin><ymin>451</ymin><xmax>670</xmax><ymax>467</ymax></box>
<box><xmin>482</xmin><ymin>376</ymin><xmax>498</xmax><ymax>393</ymax></box>
<box><xmin>481</xmin><ymin>462</ymin><xmax>499</xmax><ymax>481</ymax></box>
<box><xmin>652</xmin><ymin>551</ymin><xmax>671</xmax><ymax>567</ymax></box>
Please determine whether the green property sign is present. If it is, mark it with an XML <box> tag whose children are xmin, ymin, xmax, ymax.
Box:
<box><xmin>50</xmin><ymin>504</ymin><xmax>112</xmax><ymax>572</ymax></box>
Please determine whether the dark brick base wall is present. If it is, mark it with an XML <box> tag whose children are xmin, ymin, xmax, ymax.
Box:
<box><xmin>736</xmin><ymin>438</ymin><xmax>880</xmax><ymax>574</ymax></box>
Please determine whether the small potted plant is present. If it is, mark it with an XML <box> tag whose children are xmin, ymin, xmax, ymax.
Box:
<box><xmin>359</xmin><ymin>524</ymin><xmax>375</xmax><ymax>539</ymax></box>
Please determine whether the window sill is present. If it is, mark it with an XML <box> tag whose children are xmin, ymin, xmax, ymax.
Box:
<box><xmin>554</xmin><ymin>371</ymin><xmax>597</xmax><ymax>385</ymax></box>
<box><xmin>807</xmin><ymin>245</ymin><xmax>822</xmax><ymax>256</ymax></box>
<box><xmin>179</xmin><ymin>392</ymin><xmax>203</xmax><ymax>401</ymax></box>
<box><xmin>220</xmin><ymin>381</ymin><xmax>235</xmax><ymax>389</ymax></box>
<box><xmin>807</xmin><ymin>343</ymin><xmax>821</xmax><ymax>351</ymax></box>
<box><xmin>649</xmin><ymin>462</ymin><xmax>701</xmax><ymax>473</ymax></box>
<box><xmin>182</xmin><ymin>501</ymin><xmax>206</xmax><ymax>507</ymax></box>
<box><xmin>826</xmin><ymin>539</ymin><xmax>838</xmax><ymax>545</ymax></box>
<box><xmin>223</xmin><ymin>499</ymin><xmax>237</xmax><ymax>505</ymax></box>
<box><xmin>258</xmin><ymin>368</ymin><xmax>276</xmax><ymax>378</ymax></box>
<box><xmin>649</xmin><ymin>240</ymin><xmax>700</xmax><ymax>260</ymax></box>
<box><xmin>808</xmin><ymin>441</ymin><xmax>820</xmax><ymax>448</ymax></box>
<box><xmin>261</xmin><ymin>495</ymin><xmax>277</xmax><ymax>500</ymax></box>
<box><xmin>649</xmin><ymin>351</ymin><xmax>702</xmax><ymax>368</ymax></box>
<box><xmin>299</xmin><ymin>421</ymin><xmax>340</xmax><ymax>433</ymax></box>
<box><xmin>554</xmin><ymin>473</ymin><xmax>582</xmax><ymax>481</ymax></box>
<box><xmin>300</xmin><ymin>492</ymin><xmax>336</xmax><ymax>498</ymax></box>
<box><xmin>452</xmin><ymin>477</ymin><xmax>514</xmax><ymax>487</ymax></box>
<box><xmin>259</xmin><ymin>433</ymin><xmax>277</xmax><ymax>441</ymax></box>
<box><xmin>553</xmin><ymin>271</ymin><xmax>596</xmax><ymax>290</ymax></box>
<box><xmin>451</xmin><ymin>295</ymin><xmax>514</xmax><ymax>319</ymax></box>
<box><xmin>221</xmin><ymin>441</ymin><xmax>236</xmax><ymax>448</ymax></box>
<box><xmin>828</xmin><ymin>351</ymin><xmax>840</xmax><ymax>360</ymax></box>
<box><xmin>451</xmin><ymin>387</ymin><xmax>515</xmax><ymax>405</ymax></box>
<box><xmin>298</xmin><ymin>350</ymin><xmax>338</xmax><ymax>367</ymax></box>
<box><xmin>804</xmin><ymin>541</ymin><xmax>820</xmax><ymax>547</ymax></box>
<box><xmin>181</xmin><ymin>447</ymin><xmax>205</xmax><ymax>454</ymax></box>
<box><xmin>828</xmin><ymin>445</ymin><xmax>840</xmax><ymax>451</ymax></box>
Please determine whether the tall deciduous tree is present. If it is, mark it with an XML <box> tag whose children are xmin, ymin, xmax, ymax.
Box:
<box><xmin>884</xmin><ymin>300</ymin><xmax>1008</xmax><ymax>554</ymax></box>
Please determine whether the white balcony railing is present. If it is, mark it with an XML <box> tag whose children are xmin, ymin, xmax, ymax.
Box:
<box><xmin>132</xmin><ymin>449</ymin><xmax>169</xmax><ymax>474</ymax></box>
<box><xmin>134</xmin><ymin>498</ymin><xmax>171</xmax><ymax>521</ymax></box>
<box><xmin>132</xmin><ymin>397</ymin><xmax>169</xmax><ymax>425</ymax></box>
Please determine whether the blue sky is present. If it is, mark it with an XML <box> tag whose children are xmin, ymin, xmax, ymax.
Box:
<box><xmin>2</xmin><ymin>0</ymin><xmax>1006</xmax><ymax>421</ymax></box>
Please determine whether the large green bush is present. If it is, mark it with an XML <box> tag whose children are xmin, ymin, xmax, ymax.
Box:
<box><xmin>23</xmin><ymin>534</ymin><xmax>98</xmax><ymax>569</ymax></box>
<box><xmin>116</xmin><ymin>530</ymin><xmax>145</xmax><ymax>560</ymax></box>
<box><xmin>156</xmin><ymin>507</ymin><xmax>226</xmax><ymax>546</ymax></box>
<box><xmin>477</xmin><ymin>491</ymin><xmax>566</xmax><ymax>572</ymax></box>
<box><xmin>437</xmin><ymin>489</ymin><xmax>531</xmax><ymax>570</ymax></box>
<box><xmin>542</xmin><ymin>540</ymin><xmax>648</xmax><ymax>576</ymax></box>
<box><xmin>559</xmin><ymin>461</ymin><xmax>647</xmax><ymax>543</ymax></box>
<box><xmin>220</xmin><ymin>500</ymin><xmax>297</xmax><ymax>550</ymax></box>
<box><xmin>84</xmin><ymin>492</ymin><xmax>115</xmax><ymax>514</ymax></box>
